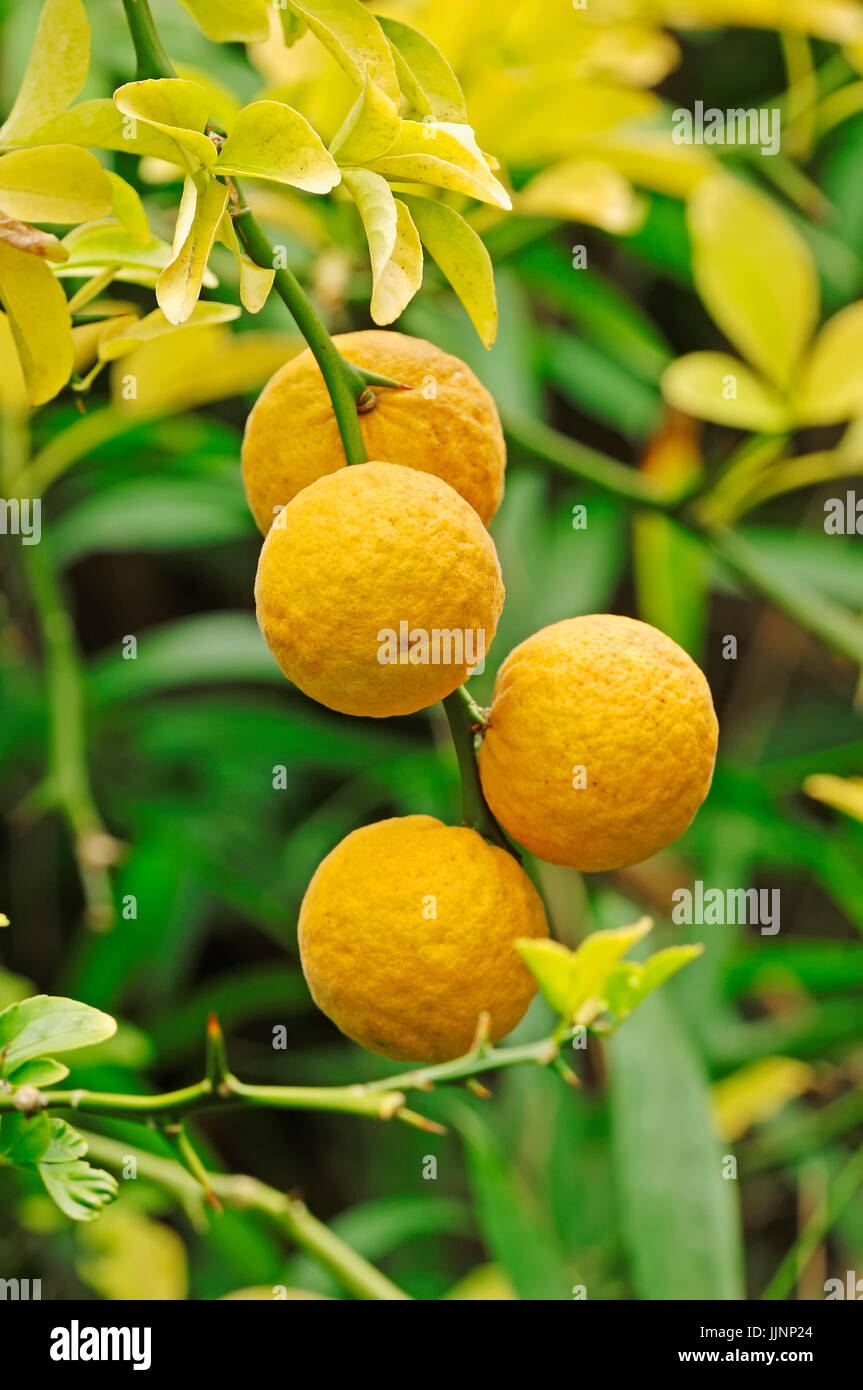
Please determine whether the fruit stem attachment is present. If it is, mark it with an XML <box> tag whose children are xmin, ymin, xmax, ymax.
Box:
<box><xmin>230</xmin><ymin>196</ymin><xmax>369</xmax><ymax>466</ymax></box>
<box><xmin>442</xmin><ymin>688</ymin><xmax>519</xmax><ymax>858</ymax></box>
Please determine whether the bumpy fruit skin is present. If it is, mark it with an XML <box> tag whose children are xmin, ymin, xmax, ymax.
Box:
<box><xmin>254</xmin><ymin>461</ymin><xmax>504</xmax><ymax>718</ymax></box>
<box><xmin>298</xmin><ymin>816</ymin><xmax>548</xmax><ymax>1062</ymax></box>
<box><xmin>242</xmin><ymin>330</ymin><xmax>505</xmax><ymax>531</ymax></box>
<box><xmin>478</xmin><ymin>615</ymin><xmax>718</xmax><ymax>872</ymax></box>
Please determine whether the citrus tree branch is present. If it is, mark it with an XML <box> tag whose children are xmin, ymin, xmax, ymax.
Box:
<box><xmin>121</xmin><ymin>0</ymin><xmax>176</xmax><ymax>80</ymax></box>
<box><xmin>0</xmin><ymin>1015</ymin><xmax>571</xmax><ymax>1124</ymax></box>
<box><xmin>230</xmin><ymin>195</ymin><xmax>369</xmax><ymax>466</ymax></box>
<box><xmin>78</xmin><ymin>1130</ymin><xmax>411</xmax><ymax>1300</ymax></box>
<box><xmin>120</xmin><ymin>0</ymin><xmax>369</xmax><ymax>467</ymax></box>
<box><xmin>442</xmin><ymin>688</ymin><xmax>518</xmax><ymax>856</ymax></box>
<box><xmin>23</xmin><ymin>537</ymin><xmax>115</xmax><ymax>929</ymax></box>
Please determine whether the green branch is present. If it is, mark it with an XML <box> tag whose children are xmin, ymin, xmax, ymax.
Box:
<box><xmin>23</xmin><ymin>539</ymin><xmax>116</xmax><ymax>929</ymax></box>
<box><xmin>121</xmin><ymin>0</ymin><xmax>176</xmax><ymax>80</ymax></box>
<box><xmin>230</xmin><ymin>196</ymin><xmax>369</xmax><ymax>466</ymax></box>
<box><xmin>0</xmin><ymin>1017</ymin><xmax>569</xmax><ymax>1124</ymax></box>
<box><xmin>79</xmin><ymin>1131</ymin><xmax>410</xmax><ymax>1300</ymax></box>
<box><xmin>442</xmin><ymin>688</ymin><xmax>518</xmax><ymax>856</ymax></box>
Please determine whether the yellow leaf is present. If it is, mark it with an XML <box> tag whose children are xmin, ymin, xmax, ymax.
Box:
<box><xmin>661</xmin><ymin>352</ymin><xmax>791</xmax><ymax>432</ymax></box>
<box><xmin>72</xmin><ymin>314</ymin><xmax>139</xmax><ymax>375</ymax></box>
<box><xmin>565</xmin><ymin>918</ymin><xmax>654</xmax><ymax>1023</ymax></box>
<box><xmin>0</xmin><ymin>241</ymin><xmax>72</xmax><ymax>405</ymax></box>
<box><xmin>402</xmin><ymin>195</ymin><xmax>498</xmax><ymax>347</ymax></box>
<box><xmin>796</xmin><ymin>301</ymin><xmax>863</xmax><ymax>425</ymax></box>
<box><xmin>517</xmin><ymin>160</ymin><xmax>645</xmax><ymax>234</ymax></box>
<box><xmin>176</xmin><ymin>0</ymin><xmax>270</xmax><ymax>42</ymax></box>
<box><xmin>216</xmin><ymin>212</ymin><xmax>275</xmax><ymax>315</ymax></box>
<box><xmin>98</xmin><ymin>302</ymin><xmax>241</xmax><ymax>363</ymax></box>
<box><xmin>468</xmin><ymin>71</ymin><xmax>658</xmax><ymax>165</ymax></box>
<box><xmin>688</xmin><ymin>176</ymin><xmax>818</xmax><ymax>390</ymax></box>
<box><xmin>0</xmin><ymin>314</ymin><xmax>30</xmax><ymax>413</ymax></box>
<box><xmin>76</xmin><ymin>1204</ymin><xmax>188</xmax><ymax>1301</ymax></box>
<box><xmin>26</xmin><ymin>99</ymin><xmax>189</xmax><ymax>164</ymax></box>
<box><xmin>0</xmin><ymin>0</ymin><xmax>89</xmax><ymax>144</ymax></box>
<box><xmin>371</xmin><ymin>198</ymin><xmax>422</xmax><ymax>324</ymax></box>
<box><xmin>377</xmin><ymin>17</ymin><xmax>467</xmax><ymax>123</ymax></box>
<box><xmin>514</xmin><ymin>938</ymin><xmax>576</xmax><ymax>1017</ymax></box>
<box><xmin>0</xmin><ymin>217</ymin><xmax>67</xmax><ymax>261</ymax></box>
<box><xmin>113</xmin><ymin>80</ymin><xmax>217</xmax><ymax>171</ymax></box>
<box><xmin>0</xmin><ymin>146</ymin><xmax>112</xmax><ymax>224</ymax></box>
<box><xmin>284</xmin><ymin>0</ymin><xmax>400</xmax><ymax>104</ymax></box>
<box><xmin>222</xmin><ymin>1287</ymin><xmax>333</xmax><ymax>1300</ymax></box>
<box><xmin>366</xmin><ymin>120</ymin><xmax>511</xmax><ymax>210</ymax></box>
<box><xmin>57</xmin><ymin>221</ymin><xmax>190</xmax><ymax>290</ymax></box>
<box><xmin>804</xmin><ymin>774</ymin><xmax>863</xmax><ymax>824</ymax></box>
<box><xmin>105</xmin><ymin>173</ymin><xmax>150</xmax><ymax>245</ymax></box>
<box><xmin>217</xmin><ymin>101</ymin><xmax>341</xmax><ymax>193</ymax></box>
<box><xmin>576</xmin><ymin>127</ymin><xmax>713</xmax><ymax>198</ymax></box>
<box><xmin>330</xmin><ymin>80</ymin><xmax>402</xmax><ymax>164</ymax></box>
<box><xmin>661</xmin><ymin>0</ymin><xmax>863</xmax><ymax>42</ymax></box>
<box><xmin>713</xmin><ymin>1057</ymin><xmax>814</xmax><ymax>1142</ymax></box>
<box><xmin>157</xmin><ymin>175</ymin><xmax>229</xmax><ymax>325</ymax></box>
<box><xmin>111</xmin><ymin>324</ymin><xmax>298</xmax><ymax>415</ymax></box>
<box><xmin>444</xmin><ymin>1265</ymin><xmax>518</xmax><ymax>1300</ymax></box>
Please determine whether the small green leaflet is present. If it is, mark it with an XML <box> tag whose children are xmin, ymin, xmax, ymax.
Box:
<box><xmin>0</xmin><ymin>995</ymin><xmax>116</xmax><ymax>1077</ymax></box>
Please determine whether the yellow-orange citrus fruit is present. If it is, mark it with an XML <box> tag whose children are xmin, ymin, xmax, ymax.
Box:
<box><xmin>254</xmin><ymin>461</ymin><xmax>503</xmax><ymax>718</ymax></box>
<box><xmin>298</xmin><ymin>816</ymin><xmax>548</xmax><ymax>1062</ymax></box>
<box><xmin>478</xmin><ymin>615</ymin><xmax>718</xmax><ymax>872</ymax></box>
<box><xmin>242</xmin><ymin>330</ymin><xmax>505</xmax><ymax>531</ymax></box>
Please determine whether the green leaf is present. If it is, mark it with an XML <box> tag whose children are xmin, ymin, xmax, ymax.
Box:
<box><xmin>366</xmin><ymin>121</ymin><xmax>511</xmax><ymax>210</ymax></box>
<box><xmin>688</xmin><ymin>176</ymin><xmax>818</xmax><ymax>391</ymax></box>
<box><xmin>342</xmin><ymin>172</ymin><xmax>422</xmax><ymax>323</ymax></box>
<box><xmin>157</xmin><ymin>173</ymin><xmax>230</xmax><ymax>325</ymax></box>
<box><xmin>402</xmin><ymin>195</ymin><xmax>497</xmax><ymax>348</ymax></box>
<box><xmin>633</xmin><ymin>514</ymin><xmax>708</xmax><ymax>659</ymax></box>
<box><xmin>0</xmin><ymin>241</ymin><xmax>73</xmax><ymax>405</ymax></box>
<box><xmin>797</xmin><ymin>301</ymin><xmax>863</xmax><ymax>425</ymax></box>
<box><xmin>609</xmin><ymin>991</ymin><xmax>744</xmax><ymax>1299</ymax></box>
<box><xmin>0</xmin><ymin>1112</ymin><xmax>52</xmax><ymax>1164</ymax></box>
<box><xmin>87</xmin><ymin>614</ymin><xmax>278</xmax><ymax>705</ymax></box>
<box><xmin>517</xmin><ymin>918</ymin><xmax>654</xmax><ymax>1025</ymax></box>
<box><xmin>377</xmin><ymin>17</ymin><xmax>467</xmax><ymax>123</ymax></box>
<box><xmin>36</xmin><ymin>1120</ymin><xmax>117</xmax><ymax>1222</ymax></box>
<box><xmin>453</xmin><ymin>1099</ymin><xmax>572</xmax><ymax>1300</ymax></box>
<box><xmin>113</xmin><ymin>80</ymin><xmax>217</xmax><ymax>171</ymax></box>
<box><xmin>0</xmin><ymin>0</ymin><xmax>89</xmax><ymax>144</ymax></box>
<box><xmin>8</xmin><ymin>1058</ymin><xmax>70</xmax><ymax>1087</ymax></box>
<box><xmin>284</xmin><ymin>0</ymin><xmax>400</xmax><ymax>103</ymax></box>
<box><xmin>661</xmin><ymin>352</ymin><xmax>791</xmax><ymax>432</ymax></box>
<box><xmin>0</xmin><ymin>996</ymin><xmax>117</xmax><ymax>1077</ymax></box>
<box><xmin>176</xmin><ymin>0</ymin><xmax>270</xmax><ymax>42</ymax></box>
<box><xmin>604</xmin><ymin>946</ymin><xmax>705</xmax><ymax>1022</ymax></box>
<box><xmin>0</xmin><ymin>146</ymin><xmax>112</xmax><ymax>224</ymax></box>
<box><xmin>52</xmin><ymin>475</ymin><xmax>251</xmax><ymax>565</ymax></box>
<box><xmin>216</xmin><ymin>101</ymin><xmax>341</xmax><ymax>193</ymax></box>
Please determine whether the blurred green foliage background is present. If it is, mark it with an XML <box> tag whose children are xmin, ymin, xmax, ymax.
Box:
<box><xmin>1</xmin><ymin>0</ymin><xmax>862</xmax><ymax>1300</ymax></box>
